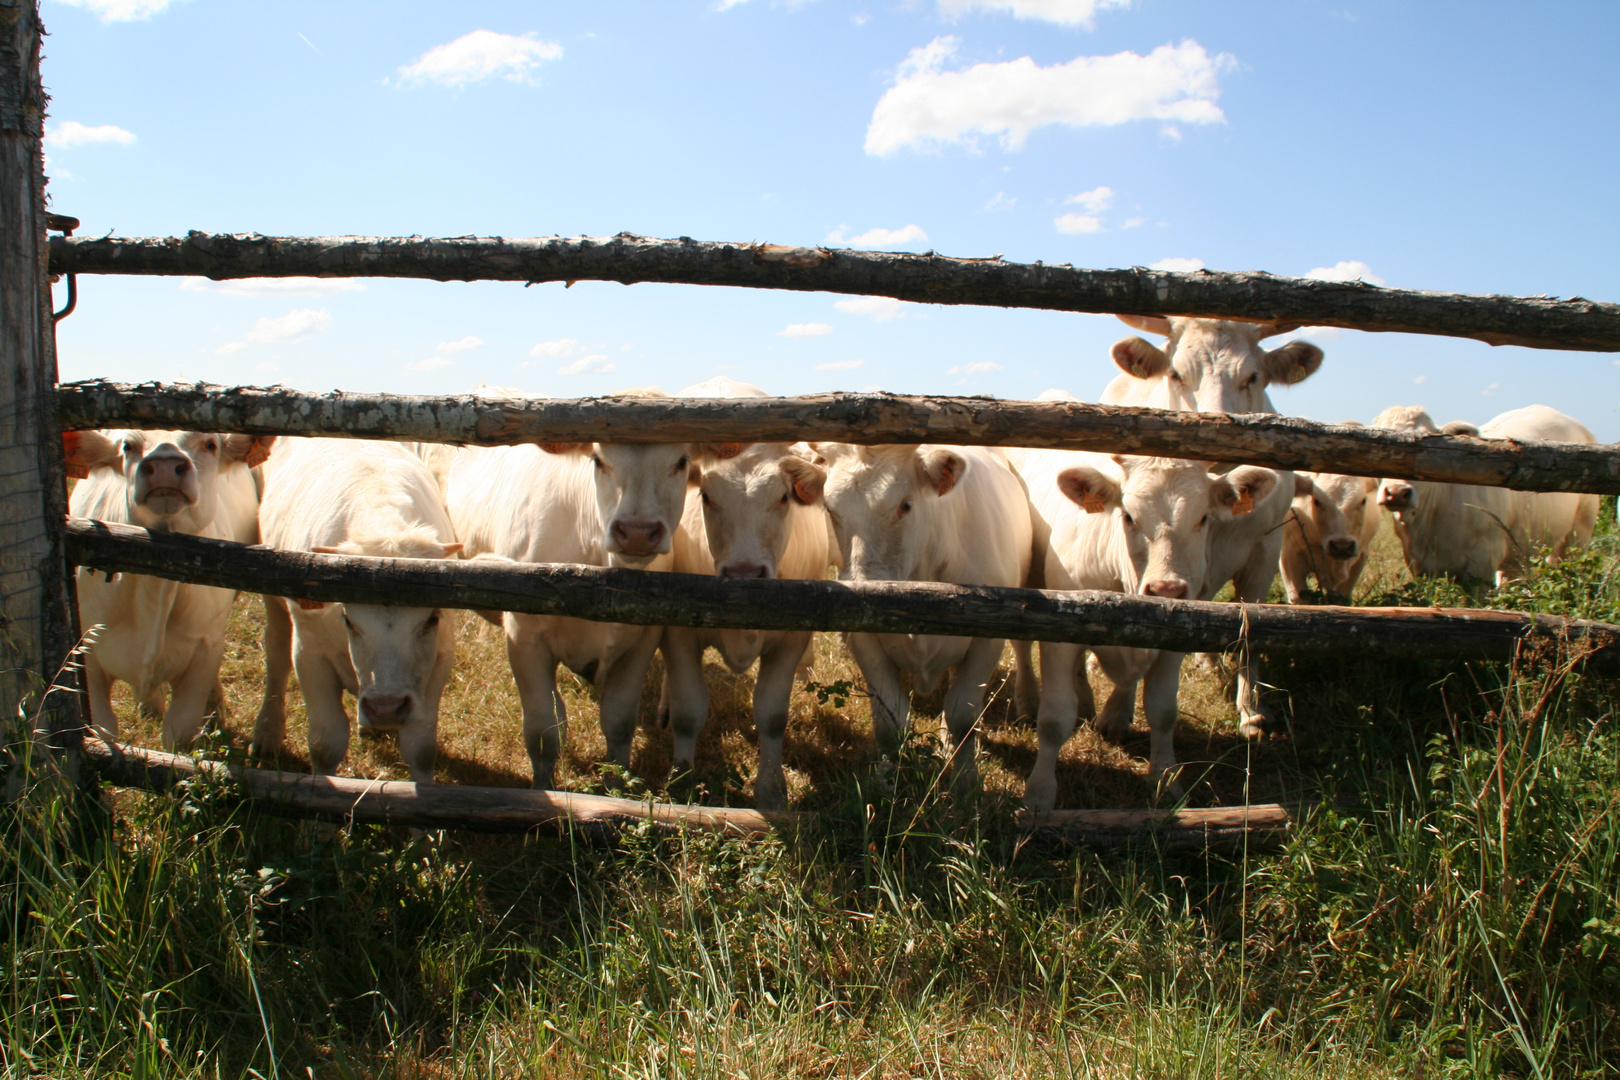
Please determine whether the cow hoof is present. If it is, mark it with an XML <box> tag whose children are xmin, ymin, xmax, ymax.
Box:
<box><xmin>1093</xmin><ymin>717</ymin><xmax>1133</xmax><ymax>745</ymax></box>
<box><xmin>1238</xmin><ymin>712</ymin><xmax>1284</xmax><ymax>739</ymax></box>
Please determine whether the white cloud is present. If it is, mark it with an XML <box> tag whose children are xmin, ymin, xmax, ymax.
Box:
<box><xmin>936</xmin><ymin>0</ymin><xmax>1131</xmax><ymax>29</ymax></box>
<box><xmin>780</xmin><ymin>322</ymin><xmax>834</xmax><ymax>338</ymax></box>
<box><xmin>436</xmin><ymin>335</ymin><xmax>484</xmax><ymax>353</ymax></box>
<box><xmin>214</xmin><ymin>341</ymin><xmax>248</xmax><ymax>356</ymax></box>
<box><xmin>1054</xmin><ymin>213</ymin><xmax>1103</xmax><ymax>235</ymax></box>
<box><xmin>949</xmin><ymin>361</ymin><xmax>1004</xmax><ymax>374</ymax></box>
<box><xmin>1412</xmin><ymin>375</ymin><xmax>1428</xmax><ymax>385</ymax></box>
<box><xmin>1305</xmin><ymin>260</ymin><xmax>1386</xmax><ymax>286</ymax></box>
<box><xmin>834</xmin><ymin>295</ymin><xmax>918</xmax><ymax>322</ymax></box>
<box><xmin>558</xmin><ymin>354</ymin><xmax>615</xmax><ymax>375</ymax></box>
<box><xmin>51</xmin><ymin>0</ymin><xmax>175</xmax><ymax>22</ymax></box>
<box><xmin>1063</xmin><ymin>185</ymin><xmax>1114</xmax><ymax>213</ymax></box>
<box><xmin>1482</xmin><ymin>382</ymin><xmax>1500</xmax><ymax>396</ymax></box>
<box><xmin>244</xmin><ymin>308</ymin><xmax>332</xmax><ymax>345</ymax></box>
<box><xmin>529</xmin><ymin>337</ymin><xmax>579</xmax><ymax>358</ymax></box>
<box><xmin>44</xmin><ymin>121</ymin><xmax>136</xmax><ymax>149</ymax></box>
<box><xmin>866</xmin><ymin>37</ymin><xmax>1234</xmax><ymax>155</ymax></box>
<box><xmin>1149</xmin><ymin>257</ymin><xmax>1204</xmax><ymax>272</ymax></box>
<box><xmin>253</xmin><ymin>360</ymin><xmax>278</xmax><ymax>374</ymax></box>
<box><xmin>1121</xmin><ymin>217</ymin><xmax>1145</xmax><ymax>229</ymax></box>
<box><xmin>180</xmin><ymin>277</ymin><xmax>365</xmax><ymax>298</ymax></box>
<box><xmin>407</xmin><ymin>356</ymin><xmax>451</xmax><ymax>372</ymax></box>
<box><xmin>984</xmin><ymin>191</ymin><xmax>1016</xmax><ymax>211</ymax></box>
<box><xmin>397</xmin><ymin>30</ymin><xmax>563</xmax><ymax>88</ymax></box>
<box><xmin>826</xmin><ymin>223</ymin><xmax>930</xmax><ymax>249</ymax></box>
<box><xmin>815</xmin><ymin>358</ymin><xmax>866</xmax><ymax>372</ymax></box>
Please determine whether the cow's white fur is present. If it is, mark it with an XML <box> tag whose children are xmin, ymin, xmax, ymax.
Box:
<box><xmin>816</xmin><ymin>442</ymin><xmax>1032</xmax><ymax>791</ymax></box>
<box><xmin>1373</xmin><ymin>404</ymin><xmax>1598</xmax><ymax>584</ymax></box>
<box><xmin>250</xmin><ymin>439</ymin><xmax>461</xmax><ymax>782</ymax></box>
<box><xmin>1017</xmin><ymin>450</ymin><xmax>1279</xmax><ymax>809</ymax></box>
<box><xmin>1281</xmin><ymin>468</ymin><xmax>1381</xmax><ymax>602</ymax></box>
<box><xmin>66</xmin><ymin>429</ymin><xmax>272</xmax><ymax>747</ymax></box>
<box><xmin>1100</xmin><ymin>315</ymin><xmax>1325</xmax><ymax>736</ymax></box>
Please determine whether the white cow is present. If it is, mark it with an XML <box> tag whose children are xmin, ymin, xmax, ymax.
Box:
<box><xmin>65</xmin><ymin>428</ymin><xmax>273</xmax><ymax>747</ymax></box>
<box><xmin>439</xmin><ymin>414</ymin><xmax>696</xmax><ymax>789</ymax></box>
<box><xmin>1101</xmin><ymin>315</ymin><xmax>1325</xmax><ymax>736</ymax></box>
<box><xmin>815</xmin><ymin>443</ymin><xmax>1032</xmax><ymax>790</ymax></box>
<box><xmin>1017</xmin><ymin>451</ymin><xmax>1278</xmax><ymax>809</ymax></box>
<box><xmin>250</xmin><ymin>439</ymin><xmax>462</xmax><ymax>783</ymax></box>
<box><xmin>1280</xmin><ymin>465</ymin><xmax>1382</xmax><ymax>603</ymax></box>
<box><xmin>1373</xmin><ymin>405</ymin><xmax>1598</xmax><ymax>584</ymax></box>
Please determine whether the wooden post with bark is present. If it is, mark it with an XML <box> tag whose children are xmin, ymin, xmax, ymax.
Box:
<box><xmin>0</xmin><ymin>1</ymin><xmax>79</xmax><ymax>749</ymax></box>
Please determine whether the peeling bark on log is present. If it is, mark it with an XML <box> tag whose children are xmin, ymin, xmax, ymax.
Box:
<box><xmin>47</xmin><ymin>231</ymin><xmax>1620</xmax><ymax>352</ymax></box>
<box><xmin>56</xmin><ymin>380</ymin><xmax>1620</xmax><ymax>495</ymax></box>
<box><xmin>1032</xmin><ymin>803</ymin><xmax>1295</xmax><ymax>850</ymax></box>
<box><xmin>82</xmin><ymin>738</ymin><xmax>795</xmax><ymax>836</ymax></box>
<box><xmin>64</xmin><ymin>518</ymin><xmax>1620</xmax><ymax>668</ymax></box>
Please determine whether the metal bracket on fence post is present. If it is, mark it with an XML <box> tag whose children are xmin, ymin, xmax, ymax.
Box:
<box><xmin>47</xmin><ymin>214</ymin><xmax>78</xmax><ymax>324</ymax></box>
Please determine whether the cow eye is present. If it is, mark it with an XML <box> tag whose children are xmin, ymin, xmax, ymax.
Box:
<box><xmin>699</xmin><ymin>490</ymin><xmax>712</xmax><ymax>506</ymax></box>
<box><xmin>1246</xmin><ymin>374</ymin><xmax>1261</xmax><ymax>389</ymax></box>
<box><xmin>342</xmin><ymin>614</ymin><xmax>356</xmax><ymax>632</ymax></box>
<box><xmin>1122</xmin><ymin>512</ymin><xmax>1136</xmax><ymax>527</ymax></box>
<box><xmin>422</xmin><ymin>611</ymin><xmax>441</xmax><ymax>633</ymax></box>
<box><xmin>1168</xmin><ymin>371</ymin><xmax>1184</xmax><ymax>383</ymax></box>
<box><xmin>204</xmin><ymin>439</ymin><xmax>218</xmax><ymax>453</ymax></box>
<box><xmin>898</xmin><ymin>499</ymin><xmax>913</xmax><ymax>516</ymax></box>
<box><xmin>1198</xmin><ymin>514</ymin><xmax>1209</xmax><ymax>528</ymax></box>
<box><xmin>1313</xmin><ymin>497</ymin><xmax>1324</xmax><ymax>510</ymax></box>
<box><xmin>780</xmin><ymin>491</ymin><xmax>790</xmax><ymax>505</ymax></box>
<box><xmin>674</xmin><ymin>455</ymin><xmax>689</xmax><ymax>473</ymax></box>
<box><xmin>590</xmin><ymin>454</ymin><xmax>605</xmax><ymax>471</ymax></box>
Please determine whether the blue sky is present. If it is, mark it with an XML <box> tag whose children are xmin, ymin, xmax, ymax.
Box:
<box><xmin>39</xmin><ymin>0</ymin><xmax>1620</xmax><ymax>437</ymax></box>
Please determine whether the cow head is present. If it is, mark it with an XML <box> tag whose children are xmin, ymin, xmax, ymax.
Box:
<box><xmin>539</xmin><ymin>441</ymin><xmax>696</xmax><ymax>568</ymax></box>
<box><xmin>63</xmin><ymin>428</ymin><xmax>275</xmax><ymax>533</ymax></box>
<box><xmin>1060</xmin><ymin>455</ymin><xmax>1279</xmax><ymax>599</ymax></box>
<box><xmin>1370</xmin><ymin>406</ymin><xmax>1440</xmax><ymax>514</ymax></box>
<box><xmin>695</xmin><ymin>443</ymin><xmax>826</xmax><ymax>579</ymax></box>
<box><xmin>1293</xmin><ymin>470</ymin><xmax>1379</xmax><ymax>565</ymax></box>
<box><xmin>815</xmin><ymin>443</ymin><xmax>966</xmax><ymax>583</ymax></box>
<box><xmin>1110</xmin><ymin>315</ymin><xmax>1324</xmax><ymax>414</ymax></box>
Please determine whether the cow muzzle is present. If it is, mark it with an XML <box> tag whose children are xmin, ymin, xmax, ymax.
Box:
<box><xmin>135</xmin><ymin>455</ymin><xmax>198</xmax><ymax>514</ymax></box>
<box><xmin>609</xmin><ymin>516</ymin><xmax>669</xmax><ymax>557</ymax></box>
<box><xmin>718</xmin><ymin>560</ymin><xmax>772</xmax><ymax>579</ymax></box>
<box><xmin>358</xmin><ymin>690</ymin><xmax>414</xmax><ymax>731</ymax></box>
<box><xmin>1142</xmin><ymin>578</ymin><xmax>1189</xmax><ymax>599</ymax></box>
<box><xmin>1379</xmin><ymin>483</ymin><xmax>1415</xmax><ymax>509</ymax></box>
<box><xmin>1325</xmin><ymin>537</ymin><xmax>1359</xmax><ymax>560</ymax></box>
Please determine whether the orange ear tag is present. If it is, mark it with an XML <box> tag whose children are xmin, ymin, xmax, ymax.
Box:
<box><xmin>64</xmin><ymin>463</ymin><xmax>89</xmax><ymax>479</ymax></box>
<box><xmin>1232</xmin><ymin>493</ymin><xmax>1255</xmax><ymax>516</ymax></box>
<box><xmin>296</xmin><ymin>599</ymin><xmax>327</xmax><ymax>610</ymax></box>
<box><xmin>1080</xmin><ymin>492</ymin><xmax>1107</xmax><ymax>514</ymax></box>
<box><xmin>712</xmin><ymin>442</ymin><xmax>745</xmax><ymax>460</ymax></box>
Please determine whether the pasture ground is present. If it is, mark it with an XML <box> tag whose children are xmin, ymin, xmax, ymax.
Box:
<box><xmin>4</xmin><ymin>509</ymin><xmax>1618</xmax><ymax>1077</ymax></box>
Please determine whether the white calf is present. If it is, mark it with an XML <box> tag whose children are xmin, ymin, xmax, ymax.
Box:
<box><xmin>1017</xmin><ymin>451</ymin><xmax>1279</xmax><ymax>810</ymax></box>
<box><xmin>250</xmin><ymin>439</ymin><xmax>462</xmax><ymax>783</ymax></box>
<box><xmin>66</xmin><ymin>429</ymin><xmax>272</xmax><ymax>747</ymax></box>
<box><xmin>1101</xmin><ymin>315</ymin><xmax>1325</xmax><ymax>736</ymax></box>
<box><xmin>815</xmin><ymin>443</ymin><xmax>1032</xmax><ymax>790</ymax></box>
<box><xmin>442</xmin><ymin>433</ymin><xmax>695</xmax><ymax>788</ymax></box>
<box><xmin>1373</xmin><ymin>405</ymin><xmax>1598</xmax><ymax>584</ymax></box>
<box><xmin>1281</xmin><ymin>466</ymin><xmax>1381</xmax><ymax>603</ymax></box>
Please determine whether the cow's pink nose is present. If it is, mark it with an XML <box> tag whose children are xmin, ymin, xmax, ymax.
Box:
<box><xmin>140</xmin><ymin>455</ymin><xmax>190</xmax><ymax>484</ymax></box>
<box><xmin>1326</xmin><ymin>537</ymin><xmax>1359</xmax><ymax>559</ymax></box>
<box><xmin>1380</xmin><ymin>483</ymin><xmax>1415</xmax><ymax>508</ymax></box>
<box><xmin>359</xmin><ymin>692</ymin><xmax>411</xmax><ymax>728</ymax></box>
<box><xmin>610</xmin><ymin>517</ymin><xmax>667</xmax><ymax>555</ymax></box>
<box><xmin>719</xmin><ymin>561</ymin><xmax>770</xmax><ymax>579</ymax></box>
<box><xmin>1143</xmin><ymin>579</ymin><xmax>1188</xmax><ymax>599</ymax></box>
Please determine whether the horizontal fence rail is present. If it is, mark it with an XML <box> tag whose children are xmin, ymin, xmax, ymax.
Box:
<box><xmin>65</xmin><ymin>518</ymin><xmax>1620</xmax><ymax>668</ymax></box>
<box><xmin>48</xmin><ymin>232</ymin><xmax>1620</xmax><ymax>353</ymax></box>
<box><xmin>58</xmin><ymin>380</ymin><xmax>1620</xmax><ymax>494</ymax></box>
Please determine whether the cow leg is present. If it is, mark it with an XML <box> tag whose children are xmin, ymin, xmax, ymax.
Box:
<box><xmin>597</xmin><ymin>628</ymin><xmax>662</xmax><ymax>778</ymax></box>
<box><xmin>1231</xmin><ymin>548</ymin><xmax>1283</xmax><ymax>738</ymax></box>
<box><xmin>1091</xmin><ymin>645</ymin><xmax>1149</xmax><ymax>744</ymax></box>
<box><xmin>1279</xmin><ymin>539</ymin><xmax>1311</xmax><ymax>604</ymax></box>
<box><xmin>752</xmin><ymin>631</ymin><xmax>808</xmax><ymax>812</ymax></box>
<box><xmin>251</xmin><ymin>594</ymin><xmax>294</xmax><ymax>759</ymax></box>
<box><xmin>505</xmin><ymin>618</ymin><xmax>565</xmax><ymax>790</ymax></box>
<box><xmin>1011</xmin><ymin>639</ymin><xmax>1039</xmax><ymax>721</ymax></box>
<box><xmin>1025</xmin><ymin>641</ymin><xmax>1090</xmax><ymax>812</ymax></box>
<box><xmin>1142</xmin><ymin>650</ymin><xmax>1187</xmax><ymax>797</ymax></box>
<box><xmin>844</xmin><ymin>632</ymin><xmax>908</xmax><ymax>753</ymax></box>
<box><xmin>82</xmin><ymin>653</ymin><xmax>119</xmax><ymax>741</ymax></box>
<box><xmin>661</xmin><ymin>627</ymin><xmax>709</xmax><ymax>778</ymax></box>
<box><xmin>941</xmin><ymin>637</ymin><xmax>1004</xmax><ymax>794</ymax></box>
<box><xmin>136</xmin><ymin>686</ymin><xmax>167</xmax><ymax>721</ymax></box>
<box><xmin>162</xmin><ymin>636</ymin><xmax>227</xmax><ymax>750</ymax></box>
<box><xmin>397</xmin><ymin>718</ymin><xmax>439</xmax><ymax>785</ymax></box>
<box><xmin>297</xmin><ymin>653</ymin><xmax>352</xmax><ymax>776</ymax></box>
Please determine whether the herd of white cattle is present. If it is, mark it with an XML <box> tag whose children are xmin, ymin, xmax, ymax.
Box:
<box><xmin>62</xmin><ymin>316</ymin><xmax>1604</xmax><ymax>811</ymax></box>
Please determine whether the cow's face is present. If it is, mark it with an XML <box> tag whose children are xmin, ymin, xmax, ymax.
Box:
<box><xmin>313</xmin><ymin>529</ymin><xmax>461</xmax><ymax>735</ymax></box>
<box><xmin>697</xmin><ymin>445</ymin><xmax>826</xmax><ymax>579</ymax></box>
<box><xmin>539</xmin><ymin>442</ymin><xmax>695</xmax><ymax>568</ymax></box>
<box><xmin>1370</xmin><ymin>406</ymin><xmax>1440</xmax><ymax>517</ymax></box>
<box><xmin>1060</xmin><ymin>456</ymin><xmax>1278</xmax><ymax>598</ymax></box>
<box><xmin>62</xmin><ymin>428</ymin><xmax>274</xmax><ymax>531</ymax></box>
<box><xmin>817</xmin><ymin>444</ymin><xmax>966</xmax><ymax>583</ymax></box>
<box><xmin>1110</xmin><ymin>316</ymin><xmax>1324</xmax><ymax>414</ymax></box>
<box><xmin>1295</xmin><ymin>471</ymin><xmax>1378</xmax><ymax>562</ymax></box>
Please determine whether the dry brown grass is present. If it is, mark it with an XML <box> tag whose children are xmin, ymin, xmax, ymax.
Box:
<box><xmin>107</xmin><ymin>518</ymin><xmax>1416</xmax><ymax>812</ymax></box>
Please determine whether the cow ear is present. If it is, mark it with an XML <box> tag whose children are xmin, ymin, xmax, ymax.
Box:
<box><xmin>1261</xmin><ymin>341</ymin><xmax>1324</xmax><ymax>386</ymax></box>
<box><xmin>1057</xmin><ymin>466</ymin><xmax>1120</xmax><ymax>514</ymax></box>
<box><xmin>1213</xmin><ymin>466</ymin><xmax>1278</xmax><ymax>516</ymax></box>
<box><xmin>1440</xmin><ymin>420</ymin><xmax>1480</xmax><ymax>437</ymax></box>
<box><xmin>704</xmin><ymin>442</ymin><xmax>746</xmax><ymax>460</ymax></box>
<box><xmin>1293</xmin><ymin>472</ymin><xmax>1315</xmax><ymax>497</ymax></box>
<box><xmin>1116</xmin><ymin>313</ymin><xmax>1172</xmax><ymax>337</ymax></box>
<box><xmin>311</xmin><ymin>545</ymin><xmax>345</xmax><ymax>555</ymax></box>
<box><xmin>1110</xmin><ymin>336</ymin><xmax>1169</xmax><ymax>380</ymax></box>
<box><xmin>537</xmin><ymin>442</ymin><xmax>590</xmax><ymax>455</ymax></box>
<box><xmin>435</xmin><ymin>543</ymin><xmax>463</xmax><ymax>558</ymax></box>
<box><xmin>781</xmin><ymin>455</ymin><xmax>826</xmax><ymax>505</ymax></box>
<box><xmin>224</xmin><ymin>434</ymin><xmax>276</xmax><ymax>467</ymax></box>
<box><xmin>917</xmin><ymin>447</ymin><xmax>967</xmax><ymax>497</ymax></box>
<box><xmin>62</xmin><ymin>430</ymin><xmax>121</xmax><ymax>478</ymax></box>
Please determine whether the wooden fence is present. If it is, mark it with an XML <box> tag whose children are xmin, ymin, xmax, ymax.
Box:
<box><xmin>6</xmin><ymin>1</ymin><xmax>1620</xmax><ymax>842</ymax></box>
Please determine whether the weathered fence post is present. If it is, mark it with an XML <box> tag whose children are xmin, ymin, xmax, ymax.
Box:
<box><xmin>0</xmin><ymin>0</ymin><xmax>81</xmax><ymax>747</ymax></box>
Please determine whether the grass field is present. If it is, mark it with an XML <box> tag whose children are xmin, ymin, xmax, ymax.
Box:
<box><xmin>4</xmin><ymin>509</ymin><xmax>1618</xmax><ymax>1077</ymax></box>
